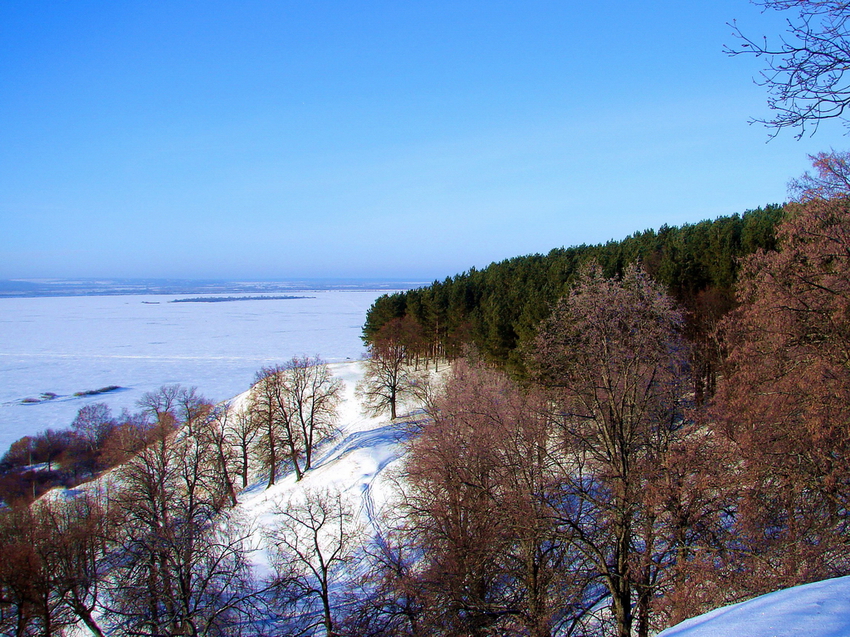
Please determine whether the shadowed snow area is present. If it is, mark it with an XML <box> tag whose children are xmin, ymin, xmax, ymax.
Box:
<box><xmin>658</xmin><ymin>576</ymin><xmax>850</xmax><ymax>637</ymax></box>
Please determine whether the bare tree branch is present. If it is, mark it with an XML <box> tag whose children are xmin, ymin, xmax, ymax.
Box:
<box><xmin>727</xmin><ymin>1</ymin><xmax>850</xmax><ymax>137</ymax></box>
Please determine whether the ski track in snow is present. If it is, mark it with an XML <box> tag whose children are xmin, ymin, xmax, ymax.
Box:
<box><xmin>311</xmin><ymin>423</ymin><xmax>407</xmax><ymax>527</ymax></box>
<box><xmin>231</xmin><ymin>361</ymin><xmax>432</xmax><ymax>582</ymax></box>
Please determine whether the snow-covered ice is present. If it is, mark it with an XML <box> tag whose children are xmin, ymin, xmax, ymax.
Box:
<box><xmin>0</xmin><ymin>289</ymin><xmax>394</xmax><ymax>453</ymax></box>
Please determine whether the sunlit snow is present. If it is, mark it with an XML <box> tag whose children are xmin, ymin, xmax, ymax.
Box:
<box><xmin>231</xmin><ymin>361</ymin><xmax>421</xmax><ymax>581</ymax></box>
<box><xmin>658</xmin><ymin>577</ymin><xmax>850</xmax><ymax>637</ymax></box>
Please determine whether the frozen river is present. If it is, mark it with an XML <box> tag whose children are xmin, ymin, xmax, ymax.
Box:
<box><xmin>0</xmin><ymin>288</ymin><xmax>397</xmax><ymax>453</ymax></box>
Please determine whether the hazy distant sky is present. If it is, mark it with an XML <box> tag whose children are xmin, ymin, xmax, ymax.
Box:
<box><xmin>1</xmin><ymin>1</ymin><xmax>846</xmax><ymax>281</ymax></box>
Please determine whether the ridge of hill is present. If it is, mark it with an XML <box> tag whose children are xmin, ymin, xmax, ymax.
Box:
<box><xmin>230</xmin><ymin>361</ymin><xmax>418</xmax><ymax>574</ymax></box>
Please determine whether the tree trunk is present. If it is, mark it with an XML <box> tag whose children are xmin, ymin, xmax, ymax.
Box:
<box><xmin>73</xmin><ymin>603</ymin><xmax>107</xmax><ymax>637</ymax></box>
<box><xmin>266</xmin><ymin>437</ymin><xmax>276</xmax><ymax>489</ymax></box>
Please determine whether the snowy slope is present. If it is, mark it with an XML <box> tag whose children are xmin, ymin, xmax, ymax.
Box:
<box><xmin>658</xmin><ymin>577</ymin><xmax>850</xmax><ymax>637</ymax></box>
<box><xmin>58</xmin><ymin>360</ymin><xmax>850</xmax><ymax>637</ymax></box>
<box><xmin>234</xmin><ymin>364</ymin><xmax>850</xmax><ymax>637</ymax></box>
<box><xmin>51</xmin><ymin>359</ymin><xmax>415</xmax><ymax>637</ymax></box>
<box><xmin>234</xmin><ymin>359</ymin><xmax>413</xmax><ymax>516</ymax></box>
<box><xmin>231</xmin><ymin>360</ymin><xmax>424</xmax><ymax>576</ymax></box>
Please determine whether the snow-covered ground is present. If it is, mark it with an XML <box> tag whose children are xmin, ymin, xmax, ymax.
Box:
<box><xmin>0</xmin><ymin>289</ymin><xmax>397</xmax><ymax>453</ymax></box>
<box><xmin>232</xmin><ymin>361</ymin><xmax>419</xmax><ymax>570</ymax></box>
<box><xmin>48</xmin><ymin>358</ymin><xmax>417</xmax><ymax>637</ymax></box>
<box><xmin>232</xmin><ymin>364</ymin><xmax>850</xmax><ymax>637</ymax></box>
<box><xmin>658</xmin><ymin>577</ymin><xmax>850</xmax><ymax>637</ymax></box>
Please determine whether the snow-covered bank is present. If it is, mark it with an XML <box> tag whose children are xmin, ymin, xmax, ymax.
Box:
<box><xmin>234</xmin><ymin>361</ymin><xmax>403</xmax><ymax>506</ymax></box>
<box><xmin>658</xmin><ymin>577</ymin><xmax>850</xmax><ymax>637</ymax></box>
<box><xmin>45</xmin><ymin>359</ymin><xmax>850</xmax><ymax>637</ymax></box>
<box><xmin>236</xmin><ymin>364</ymin><xmax>850</xmax><ymax>637</ymax></box>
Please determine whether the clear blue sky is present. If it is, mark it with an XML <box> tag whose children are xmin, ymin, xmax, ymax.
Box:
<box><xmin>1</xmin><ymin>1</ymin><xmax>845</xmax><ymax>281</ymax></box>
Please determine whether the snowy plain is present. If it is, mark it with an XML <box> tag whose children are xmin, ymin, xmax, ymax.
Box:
<box><xmin>0</xmin><ymin>287</ymin><xmax>399</xmax><ymax>453</ymax></box>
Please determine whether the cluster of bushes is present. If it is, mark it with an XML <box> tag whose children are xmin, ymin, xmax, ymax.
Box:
<box><xmin>1</xmin><ymin>404</ymin><xmax>155</xmax><ymax>504</ymax></box>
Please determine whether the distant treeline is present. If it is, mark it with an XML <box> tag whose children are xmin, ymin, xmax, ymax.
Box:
<box><xmin>363</xmin><ymin>204</ymin><xmax>785</xmax><ymax>393</ymax></box>
<box><xmin>170</xmin><ymin>295</ymin><xmax>313</xmax><ymax>303</ymax></box>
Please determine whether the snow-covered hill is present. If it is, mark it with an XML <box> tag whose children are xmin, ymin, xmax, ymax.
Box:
<box><xmin>235</xmin><ymin>363</ymin><xmax>850</xmax><ymax>637</ymax></box>
<box><xmin>658</xmin><ymin>576</ymin><xmax>850</xmax><ymax>637</ymax></box>
<box><xmin>230</xmin><ymin>360</ymin><xmax>423</xmax><ymax>578</ymax></box>
<box><xmin>54</xmin><ymin>360</ymin><xmax>850</xmax><ymax>637</ymax></box>
<box><xmin>235</xmin><ymin>361</ymin><xmax>413</xmax><ymax>512</ymax></box>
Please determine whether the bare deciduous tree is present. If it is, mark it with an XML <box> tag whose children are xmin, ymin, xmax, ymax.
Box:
<box><xmin>250</xmin><ymin>366</ymin><xmax>293</xmax><ymax>487</ymax></box>
<box><xmin>232</xmin><ymin>406</ymin><xmax>260</xmax><ymax>489</ymax></box>
<box><xmin>103</xmin><ymin>386</ymin><xmax>260</xmax><ymax>636</ymax></box>
<box><xmin>268</xmin><ymin>487</ymin><xmax>361</xmax><ymax>637</ymax></box>
<box><xmin>357</xmin><ymin>320</ymin><xmax>413</xmax><ymax>420</ymax></box>
<box><xmin>394</xmin><ymin>360</ymin><xmax>600</xmax><ymax>637</ymax></box>
<box><xmin>204</xmin><ymin>402</ymin><xmax>240</xmax><ymax>507</ymax></box>
<box><xmin>788</xmin><ymin>148</ymin><xmax>850</xmax><ymax>200</ymax></box>
<box><xmin>285</xmin><ymin>356</ymin><xmax>343</xmax><ymax>473</ymax></box>
<box><xmin>0</xmin><ymin>504</ymin><xmax>67</xmax><ymax>637</ymax></box>
<box><xmin>39</xmin><ymin>492</ymin><xmax>113</xmax><ymax>637</ymax></box>
<box><xmin>339</xmin><ymin>523</ymin><xmax>427</xmax><ymax>636</ymax></box>
<box><xmin>251</xmin><ymin>357</ymin><xmax>342</xmax><ymax>487</ymax></box>
<box><xmin>712</xmin><ymin>190</ymin><xmax>850</xmax><ymax>600</ymax></box>
<box><xmin>137</xmin><ymin>383</ymin><xmax>183</xmax><ymax>429</ymax></box>
<box><xmin>0</xmin><ymin>492</ymin><xmax>114</xmax><ymax>637</ymax></box>
<box><xmin>71</xmin><ymin>403</ymin><xmax>115</xmax><ymax>454</ymax></box>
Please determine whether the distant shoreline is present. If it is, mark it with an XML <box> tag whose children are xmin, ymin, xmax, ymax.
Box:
<box><xmin>0</xmin><ymin>278</ymin><xmax>427</xmax><ymax>299</ymax></box>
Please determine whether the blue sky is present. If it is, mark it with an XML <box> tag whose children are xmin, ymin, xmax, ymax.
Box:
<box><xmin>1</xmin><ymin>1</ymin><xmax>846</xmax><ymax>281</ymax></box>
